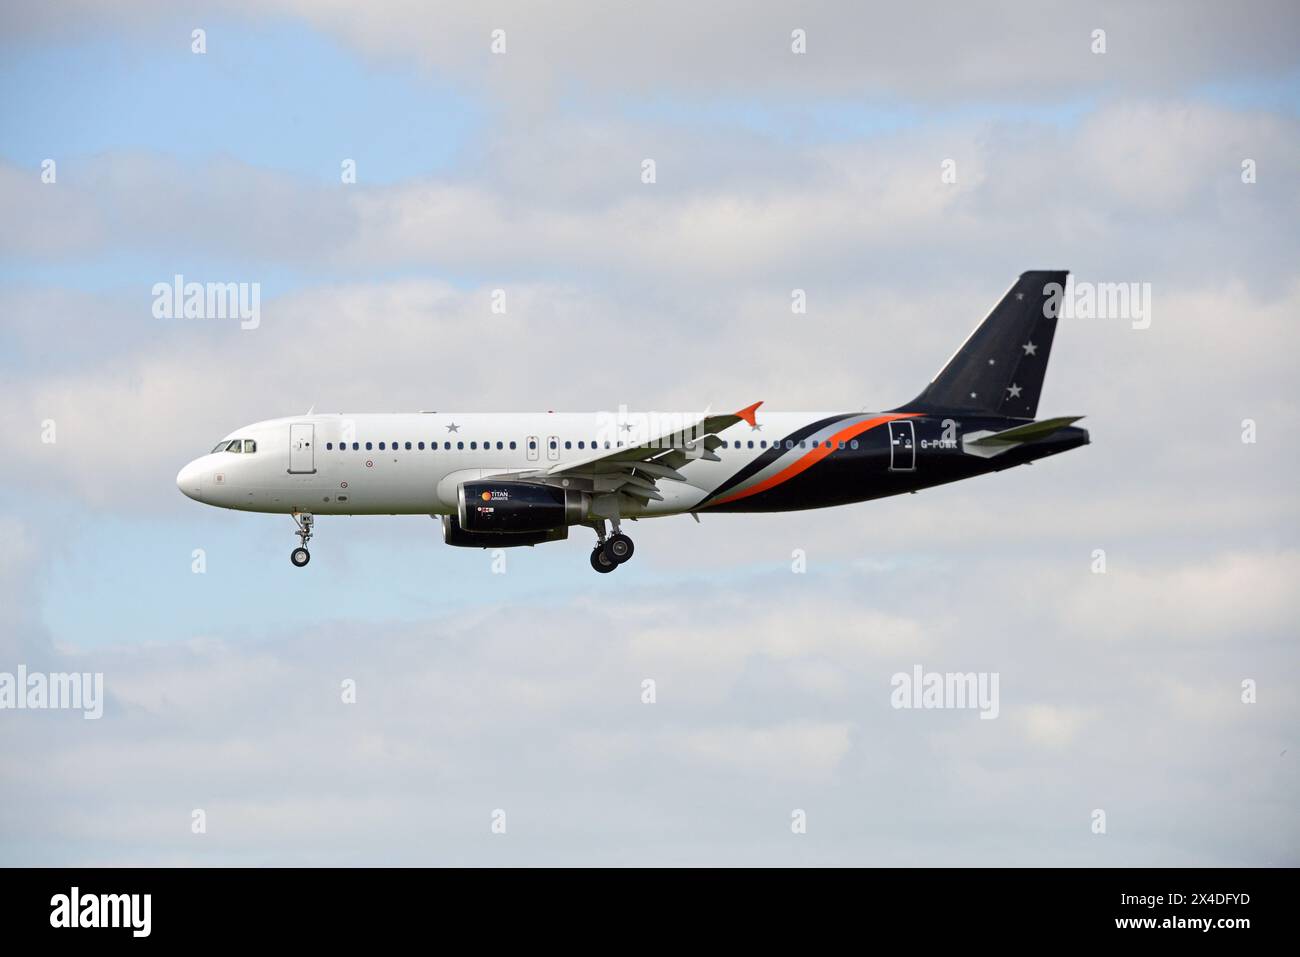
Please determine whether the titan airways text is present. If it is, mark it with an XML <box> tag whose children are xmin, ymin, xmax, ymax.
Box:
<box><xmin>177</xmin><ymin>270</ymin><xmax>1089</xmax><ymax>573</ymax></box>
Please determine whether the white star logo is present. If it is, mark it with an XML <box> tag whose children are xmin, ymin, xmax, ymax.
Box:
<box><xmin>1015</xmin><ymin>292</ymin><xmax>1024</xmax><ymax>301</ymax></box>
<box><xmin>446</xmin><ymin>422</ymin><xmax>460</xmax><ymax>433</ymax></box>
<box><xmin>1022</xmin><ymin>341</ymin><xmax>1037</xmax><ymax>356</ymax></box>
<box><xmin>969</xmin><ymin>392</ymin><xmax>977</xmax><ymax>399</ymax></box>
<box><xmin>1007</xmin><ymin>384</ymin><xmax>1022</xmax><ymax>398</ymax></box>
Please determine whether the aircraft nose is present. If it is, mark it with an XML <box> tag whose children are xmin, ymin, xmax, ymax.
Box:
<box><xmin>176</xmin><ymin>460</ymin><xmax>203</xmax><ymax>501</ymax></box>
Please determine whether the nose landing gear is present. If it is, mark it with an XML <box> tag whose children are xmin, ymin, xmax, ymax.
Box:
<box><xmin>290</xmin><ymin>512</ymin><xmax>314</xmax><ymax>567</ymax></box>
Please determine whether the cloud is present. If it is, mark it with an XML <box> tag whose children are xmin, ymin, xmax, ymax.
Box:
<box><xmin>678</xmin><ymin>721</ymin><xmax>854</xmax><ymax>779</ymax></box>
<box><xmin>195</xmin><ymin>0</ymin><xmax>1300</xmax><ymax>107</ymax></box>
<box><xmin>1060</xmin><ymin>550</ymin><xmax>1300</xmax><ymax>644</ymax></box>
<box><xmin>6</xmin><ymin>100</ymin><xmax>1296</xmax><ymax>284</ymax></box>
<box><xmin>3</xmin><ymin>545</ymin><xmax>1295</xmax><ymax>865</ymax></box>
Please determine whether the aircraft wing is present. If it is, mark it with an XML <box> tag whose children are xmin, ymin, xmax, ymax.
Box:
<box><xmin>490</xmin><ymin>401</ymin><xmax>762</xmax><ymax>505</ymax></box>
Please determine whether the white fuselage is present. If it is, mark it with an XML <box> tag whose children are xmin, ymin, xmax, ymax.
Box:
<box><xmin>175</xmin><ymin>411</ymin><xmax>847</xmax><ymax>518</ymax></box>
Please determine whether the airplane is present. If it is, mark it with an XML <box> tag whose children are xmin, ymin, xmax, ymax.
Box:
<box><xmin>176</xmin><ymin>270</ymin><xmax>1089</xmax><ymax>573</ymax></box>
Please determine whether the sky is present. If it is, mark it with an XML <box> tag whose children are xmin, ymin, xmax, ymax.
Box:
<box><xmin>1</xmin><ymin>0</ymin><xmax>1297</xmax><ymax>866</ymax></box>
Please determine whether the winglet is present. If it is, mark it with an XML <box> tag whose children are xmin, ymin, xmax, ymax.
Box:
<box><xmin>735</xmin><ymin>401</ymin><xmax>763</xmax><ymax>428</ymax></box>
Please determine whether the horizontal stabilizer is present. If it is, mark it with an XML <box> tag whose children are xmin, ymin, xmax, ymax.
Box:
<box><xmin>962</xmin><ymin>416</ymin><xmax>1084</xmax><ymax>458</ymax></box>
<box><xmin>966</xmin><ymin>416</ymin><xmax>1084</xmax><ymax>446</ymax></box>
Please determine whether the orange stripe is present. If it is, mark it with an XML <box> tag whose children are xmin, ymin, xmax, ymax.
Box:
<box><xmin>709</xmin><ymin>413</ymin><xmax>918</xmax><ymax>507</ymax></box>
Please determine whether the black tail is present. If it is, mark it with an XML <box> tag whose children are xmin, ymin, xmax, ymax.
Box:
<box><xmin>896</xmin><ymin>270</ymin><xmax>1067</xmax><ymax>420</ymax></box>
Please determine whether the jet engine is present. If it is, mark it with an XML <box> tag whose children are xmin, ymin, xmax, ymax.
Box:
<box><xmin>441</xmin><ymin>514</ymin><xmax>568</xmax><ymax>548</ymax></box>
<box><xmin>455</xmin><ymin>481</ymin><xmax>589</xmax><ymax>535</ymax></box>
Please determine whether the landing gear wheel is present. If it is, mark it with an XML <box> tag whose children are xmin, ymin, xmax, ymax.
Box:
<box><xmin>290</xmin><ymin>512</ymin><xmax>315</xmax><ymax>567</ymax></box>
<box><xmin>590</xmin><ymin>546</ymin><xmax>617</xmax><ymax>573</ymax></box>
<box><xmin>605</xmin><ymin>533</ymin><xmax>635</xmax><ymax>564</ymax></box>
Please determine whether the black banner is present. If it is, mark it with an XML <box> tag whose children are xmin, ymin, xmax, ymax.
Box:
<box><xmin>0</xmin><ymin>867</ymin><xmax>1284</xmax><ymax>943</ymax></box>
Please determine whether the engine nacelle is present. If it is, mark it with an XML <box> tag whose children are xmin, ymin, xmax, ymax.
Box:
<box><xmin>456</xmin><ymin>481</ymin><xmax>588</xmax><ymax>534</ymax></box>
<box><xmin>441</xmin><ymin>515</ymin><xmax>568</xmax><ymax>548</ymax></box>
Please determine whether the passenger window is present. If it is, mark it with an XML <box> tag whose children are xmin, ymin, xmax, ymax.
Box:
<box><xmin>565</xmin><ymin>441</ymin><xmax>572</xmax><ymax>449</ymax></box>
<box><xmin>470</xmin><ymin>441</ymin><xmax>477</xmax><ymax>450</ymax></box>
<box><xmin>352</xmin><ymin>442</ymin><xmax>359</xmax><ymax>450</ymax></box>
<box><xmin>509</xmin><ymin>441</ymin><xmax>516</xmax><ymax>450</ymax></box>
<box><xmin>528</xmin><ymin>440</ymin><xmax>536</xmax><ymax>450</ymax></box>
<box><xmin>326</xmin><ymin>442</ymin><xmax>333</xmax><ymax>450</ymax></box>
<box><xmin>457</xmin><ymin>441</ymin><xmax>464</xmax><ymax>450</ymax></box>
<box><xmin>444</xmin><ymin>442</ymin><xmax>451</xmax><ymax>450</ymax></box>
<box><xmin>418</xmin><ymin>442</ymin><xmax>425</xmax><ymax>450</ymax></box>
<box><xmin>850</xmin><ymin>440</ymin><xmax>859</xmax><ymax>449</ymax></box>
<box><xmin>578</xmin><ymin>441</ymin><xmax>585</xmax><ymax>449</ymax></box>
<box><xmin>405</xmin><ymin>442</ymin><xmax>412</xmax><ymax>450</ymax></box>
<box><xmin>497</xmin><ymin>441</ymin><xmax>504</xmax><ymax>450</ymax></box>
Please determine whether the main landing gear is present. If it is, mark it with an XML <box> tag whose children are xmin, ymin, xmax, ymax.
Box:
<box><xmin>589</xmin><ymin>520</ymin><xmax>634</xmax><ymax>573</ymax></box>
<box><xmin>290</xmin><ymin>512</ymin><xmax>314</xmax><ymax>567</ymax></box>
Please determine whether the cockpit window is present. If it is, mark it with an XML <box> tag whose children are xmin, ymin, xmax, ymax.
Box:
<box><xmin>213</xmin><ymin>438</ymin><xmax>254</xmax><ymax>453</ymax></box>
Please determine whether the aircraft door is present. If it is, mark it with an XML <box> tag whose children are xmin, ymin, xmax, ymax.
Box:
<box><xmin>888</xmin><ymin>420</ymin><xmax>915</xmax><ymax>472</ymax></box>
<box><xmin>547</xmin><ymin>435</ymin><xmax>560</xmax><ymax>461</ymax></box>
<box><xmin>289</xmin><ymin>423</ymin><xmax>316</xmax><ymax>473</ymax></box>
<box><xmin>526</xmin><ymin>435</ymin><xmax>540</xmax><ymax>462</ymax></box>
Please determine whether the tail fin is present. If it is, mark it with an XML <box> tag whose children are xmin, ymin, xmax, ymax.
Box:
<box><xmin>897</xmin><ymin>270</ymin><xmax>1067</xmax><ymax>419</ymax></box>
